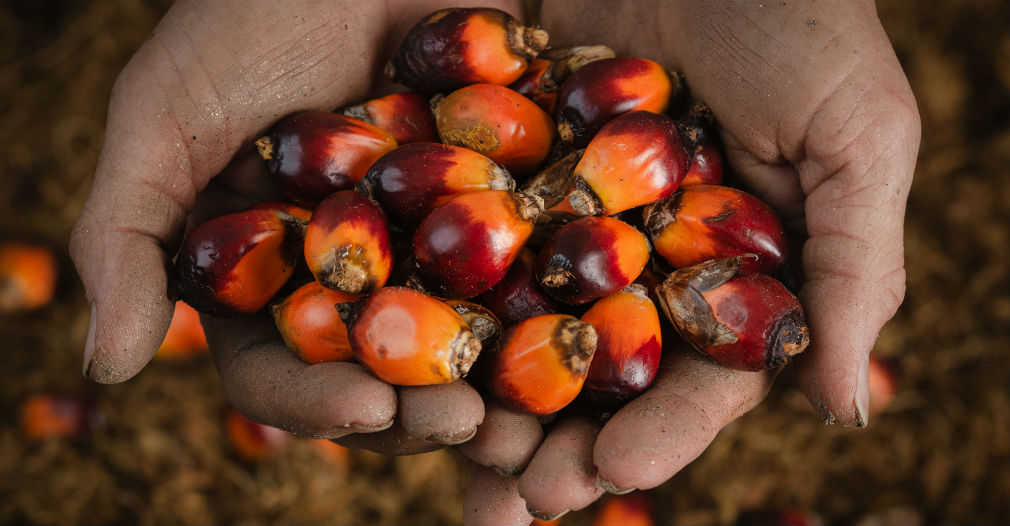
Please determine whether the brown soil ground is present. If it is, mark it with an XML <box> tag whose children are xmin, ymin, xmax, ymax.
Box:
<box><xmin>1</xmin><ymin>1</ymin><xmax>1007</xmax><ymax>524</ymax></box>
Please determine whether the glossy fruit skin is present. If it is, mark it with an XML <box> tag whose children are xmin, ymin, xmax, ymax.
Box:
<box><xmin>304</xmin><ymin>191</ymin><xmax>392</xmax><ymax>294</ymax></box>
<box><xmin>555</xmin><ymin>57</ymin><xmax>677</xmax><ymax>147</ymax></box>
<box><xmin>272</xmin><ymin>281</ymin><xmax>360</xmax><ymax>364</ymax></box>
<box><xmin>568</xmin><ymin>111</ymin><xmax>689</xmax><ymax>216</ymax></box>
<box><xmin>581</xmin><ymin>285</ymin><xmax>662</xmax><ymax>406</ymax></box>
<box><xmin>486</xmin><ymin>314</ymin><xmax>597</xmax><ymax>415</ymax></box>
<box><xmin>536</xmin><ymin>216</ymin><xmax>650</xmax><ymax>305</ymax></box>
<box><xmin>656</xmin><ymin>255</ymin><xmax>809</xmax><ymax>371</ymax></box>
<box><xmin>155</xmin><ymin>300</ymin><xmax>208</xmax><ymax>361</ymax></box>
<box><xmin>677</xmin><ymin>103</ymin><xmax>725</xmax><ymax>186</ymax></box>
<box><xmin>175</xmin><ymin>209</ymin><xmax>304</xmax><ymax>316</ymax></box>
<box><xmin>246</xmin><ymin>201</ymin><xmax>313</xmax><ymax>222</ymax></box>
<box><xmin>20</xmin><ymin>393</ymin><xmax>102</xmax><ymax>441</ymax></box>
<box><xmin>434</xmin><ymin>84</ymin><xmax>555</xmax><ymax>177</ymax></box>
<box><xmin>476</xmin><ymin>248</ymin><xmax>562</xmax><ymax>326</ymax></box>
<box><xmin>340</xmin><ymin>287</ymin><xmax>481</xmax><ymax>385</ymax></box>
<box><xmin>359</xmin><ymin>142</ymin><xmax>515</xmax><ymax>228</ymax></box>
<box><xmin>510</xmin><ymin>45</ymin><xmax>616</xmax><ymax>113</ymax></box>
<box><xmin>385</xmin><ymin>7</ymin><xmax>549</xmax><ymax>94</ymax></box>
<box><xmin>255</xmin><ymin>112</ymin><xmax>397</xmax><ymax>206</ymax></box>
<box><xmin>341</xmin><ymin>92</ymin><xmax>438</xmax><ymax>145</ymax></box>
<box><xmin>412</xmin><ymin>190</ymin><xmax>542</xmax><ymax>299</ymax></box>
<box><xmin>443</xmin><ymin>299</ymin><xmax>504</xmax><ymax>345</ymax></box>
<box><xmin>642</xmin><ymin>185</ymin><xmax>787</xmax><ymax>274</ymax></box>
<box><xmin>0</xmin><ymin>241</ymin><xmax>57</xmax><ymax>313</ymax></box>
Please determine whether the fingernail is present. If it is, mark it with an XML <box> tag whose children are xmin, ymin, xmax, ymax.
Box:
<box><xmin>426</xmin><ymin>427</ymin><xmax>477</xmax><ymax>445</ymax></box>
<box><xmin>82</xmin><ymin>304</ymin><xmax>97</xmax><ymax>378</ymax></box>
<box><xmin>854</xmin><ymin>353</ymin><xmax>870</xmax><ymax>428</ymax></box>
<box><xmin>598</xmin><ymin>475</ymin><xmax>635</xmax><ymax>495</ymax></box>
<box><xmin>347</xmin><ymin>419</ymin><xmax>395</xmax><ymax>433</ymax></box>
<box><xmin>526</xmin><ymin>505</ymin><xmax>569</xmax><ymax>522</ymax></box>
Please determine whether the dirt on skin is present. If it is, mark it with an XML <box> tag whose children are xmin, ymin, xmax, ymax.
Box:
<box><xmin>1</xmin><ymin>0</ymin><xmax>1007</xmax><ymax>524</ymax></box>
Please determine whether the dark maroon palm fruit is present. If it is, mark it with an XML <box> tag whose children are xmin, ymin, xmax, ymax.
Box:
<box><xmin>175</xmin><ymin>210</ymin><xmax>305</xmax><ymax>317</ymax></box>
<box><xmin>676</xmin><ymin>102</ymin><xmax>725</xmax><ymax>186</ymax></box>
<box><xmin>536</xmin><ymin>216</ymin><xmax>651</xmax><ymax>305</ymax></box>
<box><xmin>254</xmin><ymin>112</ymin><xmax>397</xmax><ymax>206</ymax></box>
<box><xmin>655</xmin><ymin>255</ymin><xmax>809</xmax><ymax>371</ymax></box>
<box><xmin>554</xmin><ymin>57</ymin><xmax>681</xmax><ymax>147</ymax></box>
<box><xmin>475</xmin><ymin>248</ymin><xmax>563</xmax><ymax>326</ymax></box>
<box><xmin>412</xmin><ymin>190</ymin><xmax>543</xmax><ymax>299</ymax></box>
<box><xmin>358</xmin><ymin>142</ymin><xmax>515</xmax><ymax>228</ymax></box>
<box><xmin>509</xmin><ymin>45</ymin><xmax>616</xmax><ymax>113</ymax></box>
<box><xmin>642</xmin><ymin>184</ymin><xmax>787</xmax><ymax>274</ymax></box>
<box><xmin>385</xmin><ymin>7</ymin><xmax>549</xmax><ymax>95</ymax></box>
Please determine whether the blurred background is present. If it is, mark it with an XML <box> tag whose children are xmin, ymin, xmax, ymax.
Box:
<box><xmin>1</xmin><ymin>0</ymin><xmax>1007</xmax><ymax>524</ymax></box>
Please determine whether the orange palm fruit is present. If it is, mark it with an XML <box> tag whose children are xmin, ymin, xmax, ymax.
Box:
<box><xmin>536</xmin><ymin>216</ymin><xmax>650</xmax><ymax>305</ymax></box>
<box><xmin>154</xmin><ymin>300</ymin><xmax>209</xmax><ymax>361</ymax></box>
<box><xmin>341</xmin><ymin>92</ymin><xmax>438</xmax><ymax>144</ymax></box>
<box><xmin>486</xmin><ymin>313</ymin><xmax>597</xmax><ymax>415</ymax></box>
<box><xmin>246</xmin><ymin>200</ymin><xmax>313</xmax><ymax>221</ymax></box>
<box><xmin>20</xmin><ymin>393</ymin><xmax>102</xmax><ymax>441</ymax></box>
<box><xmin>359</xmin><ymin>142</ymin><xmax>515</xmax><ymax>228</ymax></box>
<box><xmin>443</xmin><ymin>299</ymin><xmax>504</xmax><ymax>346</ymax></box>
<box><xmin>338</xmin><ymin>287</ymin><xmax>481</xmax><ymax>385</ymax></box>
<box><xmin>434</xmin><ymin>84</ymin><xmax>555</xmax><ymax>177</ymax></box>
<box><xmin>581</xmin><ymin>285</ymin><xmax>662</xmax><ymax>406</ymax></box>
<box><xmin>567</xmin><ymin>111</ymin><xmax>689</xmax><ymax>216</ymax></box>
<box><xmin>0</xmin><ymin>241</ymin><xmax>57</xmax><ymax>313</ymax></box>
<box><xmin>272</xmin><ymin>281</ymin><xmax>360</xmax><ymax>364</ymax></box>
<box><xmin>555</xmin><ymin>57</ymin><xmax>680</xmax><ymax>147</ymax></box>
<box><xmin>592</xmin><ymin>493</ymin><xmax>655</xmax><ymax>526</ymax></box>
<box><xmin>304</xmin><ymin>190</ymin><xmax>392</xmax><ymax>294</ymax></box>
<box><xmin>175</xmin><ymin>209</ymin><xmax>305</xmax><ymax>316</ymax></box>
<box><xmin>656</xmin><ymin>255</ymin><xmax>809</xmax><ymax>371</ymax></box>
<box><xmin>868</xmin><ymin>355</ymin><xmax>900</xmax><ymax>417</ymax></box>
<box><xmin>224</xmin><ymin>408</ymin><xmax>289</xmax><ymax>462</ymax></box>
<box><xmin>385</xmin><ymin>7</ymin><xmax>548</xmax><ymax>94</ymax></box>
<box><xmin>255</xmin><ymin>112</ymin><xmax>397</xmax><ymax>206</ymax></box>
<box><xmin>677</xmin><ymin>102</ymin><xmax>725</xmax><ymax>186</ymax></box>
<box><xmin>642</xmin><ymin>185</ymin><xmax>787</xmax><ymax>274</ymax></box>
<box><xmin>412</xmin><ymin>190</ymin><xmax>543</xmax><ymax>299</ymax></box>
<box><xmin>510</xmin><ymin>45</ymin><xmax>616</xmax><ymax>113</ymax></box>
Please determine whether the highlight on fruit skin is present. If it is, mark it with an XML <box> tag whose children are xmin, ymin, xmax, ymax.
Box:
<box><xmin>642</xmin><ymin>184</ymin><xmax>787</xmax><ymax>275</ymax></box>
<box><xmin>358</xmin><ymin>142</ymin><xmax>515</xmax><ymax>228</ymax></box>
<box><xmin>555</xmin><ymin>57</ymin><xmax>679</xmax><ymax>147</ymax></box>
<box><xmin>536</xmin><ymin>216</ymin><xmax>651</xmax><ymax>305</ymax></box>
<box><xmin>246</xmin><ymin>200</ymin><xmax>313</xmax><ymax>222</ymax></box>
<box><xmin>475</xmin><ymin>247</ymin><xmax>562</xmax><ymax>327</ymax></box>
<box><xmin>568</xmin><ymin>110</ymin><xmax>690</xmax><ymax>216</ymax></box>
<box><xmin>412</xmin><ymin>190</ymin><xmax>543</xmax><ymax>299</ymax></box>
<box><xmin>154</xmin><ymin>300</ymin><xmax>209</xmax><ymax>361</ymax></box>
<box><xmin>656</xmin><ymin>255</ymin><xmax>809</xmax><ymax>371</ymax></box>
<box><xmin>0</xmin><ymin>241</ymin><xmax>58</xmax><ymax>314</ymax></box>
<box><xmin>174</xmin><ymin>209</ymin><xmax>305</xmax><ymax>317</ymax></box>
<box><xmin>255</xmin><ymin>111</ymin><xmax>397</xmax><ymax>206</ymax></box>
<box><xmin>486</xmin><ymin>314</ymin><xmax>597</xmax><ymax>415</ymax></box>
<box><xmin>272</xmin><ymin>281</ymin><xmax>360</xmax><ymax>364</ymax></box>
<box><xmin>510</xmin><ymin>45</ymin><xmax>616</xmax><ymax>113</ymax></box>
<box><xmin>676</xmin><ymin>102</ymin><xmax>725</xmax><ymax>186</ymax></box>
<box><xmin>304</xmin><ymin>190</ymin><xmax>392</xmax><ymax>294</ymax></box>
<box><xmin>592</xmin><ymin>492</ymin><xmax>655</xmax><ymax>526</ymax></box>
<box><xmin>581</xmin><ymin>285</ymin><xmax>662</xmax><ymax>406</ymax></box>
<box><xmin>433</xmin><ymin>83</ymin><xmax>555</xmax><ymax>177</ymax></box>
<box><xmin>20</xmin><ymin>393</ymin><xmax>103</xmax><ymax>441</ymax></box>
<box><xmin>224</xmin><ymin>407</ymin><xmax>289</xmax><ymax>462</ymax></box>
<box><xmin>443</xmin><ymin>299</ymin><xmax>504</xmax><ymax>345</ymax></box>
<box><xmin>341</xmin><ymin>92</ymin><xmax>438</xmax><ymax>144</ymax></box>
<box><xmin>385</xmin><ymin>7</ymin><xmax>549</xmax><ymax>94</ymax></box>
<box><xmin>338</xmin><ymin>287</ymin><xmax>481</xmax><ymax>386</ymax></box>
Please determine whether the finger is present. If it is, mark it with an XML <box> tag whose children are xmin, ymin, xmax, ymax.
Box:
<box><xmin>463</xmin><ymin>461</ymin><xmax>533</xmax><ymax>526</ymax></box>
<box><xmin>457</xmin><ymin>399</ymin><xmax>544</xmax><ymax>476</ymax></box>
<box><xmin>517</xmin><ymin>417</ymin><xmax>604</xmax><ymax>521</ymax></box>
<box><xmin>334</xmin><ymin>421</ymin><xmax>443</xmax><ymax>455</ymax></box>
<box><xmin>203</xmin><ymin>315</ymin><xmax>396</xmax><ymax>438</ymax></box>
<box><xmin>593</xmin><ymin>348</ymin><xmax>772</xmax><ymax>494</ymax></box>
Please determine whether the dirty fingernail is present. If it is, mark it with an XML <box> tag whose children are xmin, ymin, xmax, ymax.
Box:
<box><xmin>82</xmin><ymin>304</ymin><xmax>97</xmax><ymax>378</ymax></box>
<box><xmin>426</xmin><ymin>427</ymin><xmax>478</xmax><ymax>445</ymax></box>
<box><xmin>598</xmin><ymin>475</ymin><xmax>635</xmax><ymax>495</ymax></box>
<box><xmin>854</xmin><ymin>352</ymin><xmax>870</xmax><ymax>428</ymax></box>
<box><xmin>348</xmin><ymin>419</ymin><xmax>395</xmax><ymax>434</ymax></box>
<box><xmin>527</xmin><ymin>505</ymin><xmax>569</xmax><ymax>522</ymax></box>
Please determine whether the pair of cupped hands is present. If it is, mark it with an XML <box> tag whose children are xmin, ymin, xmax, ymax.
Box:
<box><xmin>70</xmin><ymin>0</ymin><xmax>919</xmax><ymax>523</ymax></box>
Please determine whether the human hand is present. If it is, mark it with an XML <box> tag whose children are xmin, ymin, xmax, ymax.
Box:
<box><xmin>460</xmin><ymin>0</ymin><xmax>920</xmax><ymax>522</ymax></box>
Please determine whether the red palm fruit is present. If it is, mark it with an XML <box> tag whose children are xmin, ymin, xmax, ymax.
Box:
<box><xmin>677</xmin><ymin>103</ymin><xmax>725</xmax><ymax>186</ymax></box>
<box><xmin>0</xmin><ymin>241</ymin><xmax>57</xmax><ymax>314</ymax></box>
<box><xmin>476</xmin><ymin>248</ymin><xmax>562</xmax><ymax>327</ymax></box>
<box><xmin>593</xmin><ymin>493</ymin><xmax>655</xmax><ymax>526</ymax></box>
<box><xmin>341</xmin><ymin>92</ymin><xmax>437</xmax><ymax>144</ymax></box>
<box><xmin>555</xmin><ymin>57</ymin><xmax>680</xmax><ymax>147</ymax></box>
<box><xmin>154</xmin><ymin>300</ymin><xmax>209</xmax><ymax>361</ymax></box>
<box><xmin>581</xmin><ymin>285</ymin><xmax>662</xmax><ymax>406</ymax></box>
<box><xmin>385</xmin><ymin>7</ymin><xmax>548</xmax><ymax>94</ymax></box>
<box><xmin>304</xmin><ymin>191</ymin><xmax>392</xmax><ymax>294</ymax></box>
<box><xmin>434</xmin><ymin>84</ymin><xmax>555</xmax><ymax>177</ymax></box>
<box><xmin>412</xmin><ymin>190</ymin><xmax>543</xmax><ymax>299</ymax></box>
<box><xmin>255</xmin><ymin>112</ymin><xmax>397</xmax><ymax>206</ymax></box>
<box><xmin>359</xmin><ymin>142</ymin><xmax>515</xmax><ymax>228</ymax></box>
<box><xmin>272</xmin><ymin>281</ymin><xmax>360</xmax><ymax>364</ymax></box>
<box><xmin>510</xmin><ymin>45</ymin><xmax>616</xmax><ymax>113</ymax></box>
<box><xmin>443</xmin><ymin>299</ymin><xmax>504</xmax><ymax>345</ymax></box>
<box><xmin>537</xmin><ymin>216</ymin><xmax>650</xmax><ymax>305</ymax></box>
<box><xmin>868</xmin><ymin>355</ymin><xmax>900</xmax><ymax>417</ymax></box>
<box><xmin>224</xmin><ymin>408</ymin><xmax>289</xmax><ymax>462</ymax></box>
<box><xmin>656</xmin><ymin>255</ymin><xmax>809</xmax><ymax>371</ymax></box>
<box><xmin>567</xmin><ymin>111</ymin><xmax>689</xmax><ymax>216</ymax></box>
<box><xmin>246</xmin><ymin>201</ymin><xmax>313</xmax><ymax>221</ymax></box>
<box><xmin>175</xmin><ymin>209</ymin><xmax>305</xmax><ymax>316</ymax></box>
<box><xmin>642</xmin><ymin>185</ymin><xmax>787</xmax><ymax>274</ymax></box>
<box><xmin>486</xmin><ymin>314</ymin><xmax>597</xmax><ymax>415</ymax></box>
<box><xmin>20</xmin><ymin>393</ymin><xmax>102</xmax><ymax>441</ymax></box>
<box><xmin>338</xmin><ymin>287</ymin><xmax>481</xmax><ymax>385</ymax></box>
